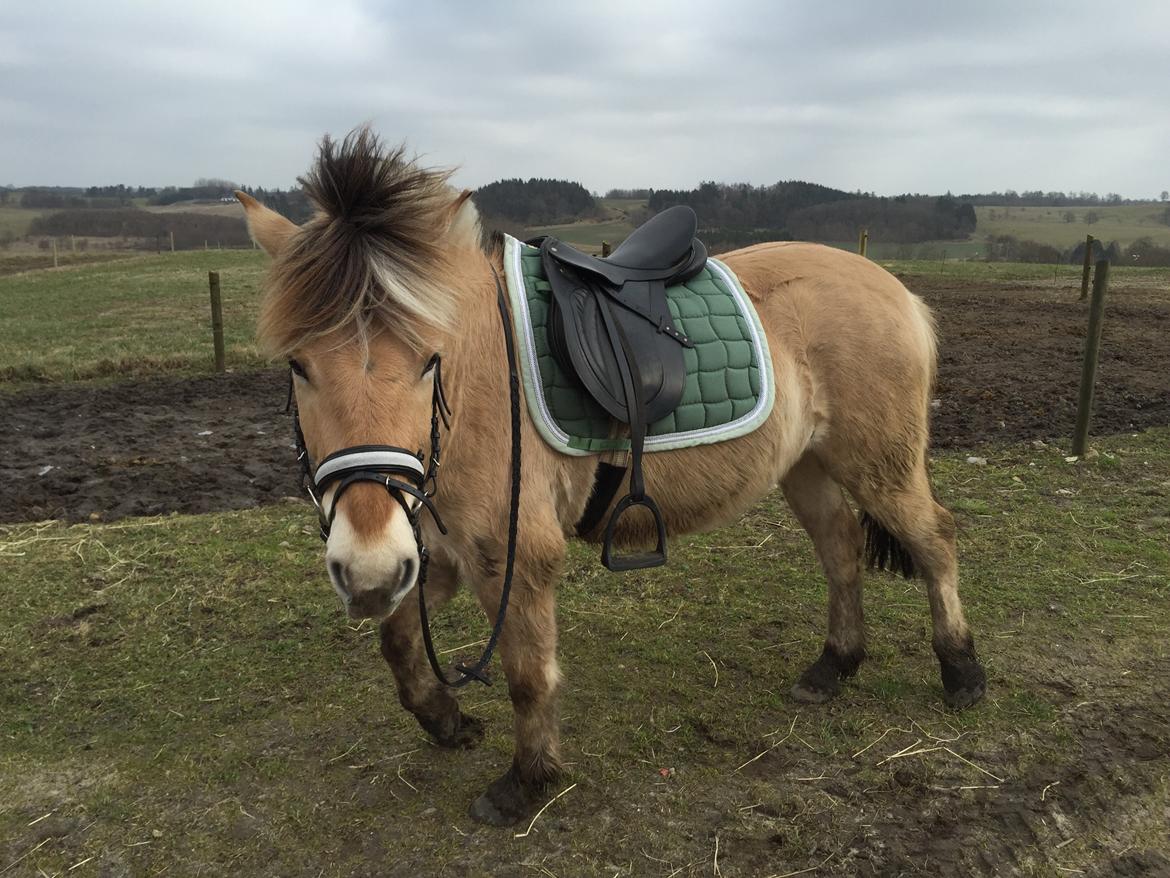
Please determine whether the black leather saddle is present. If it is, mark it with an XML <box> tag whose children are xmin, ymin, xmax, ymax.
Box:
<box><xmin>533</xmin><ymin>205</ymin><xmax>708</xmax><ymax>571</ymax></box>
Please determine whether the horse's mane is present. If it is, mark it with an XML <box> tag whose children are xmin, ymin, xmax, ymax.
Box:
<box><xmin>259</xmin><ymin>126</ymin><xmax>462</xmax><ymax>355</ymax></box>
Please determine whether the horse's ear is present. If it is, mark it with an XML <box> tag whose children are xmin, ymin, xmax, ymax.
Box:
<box><xmin>235</xmin><ymin>190</ymin><xmax>297</xmax><ymax>256</ymax></box>
<box><xmin>445</xmin><ymin>189</ymin><xmax>480</xmax><ymax>246</ymax></box>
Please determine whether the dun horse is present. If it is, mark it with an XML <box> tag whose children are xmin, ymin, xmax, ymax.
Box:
<box><xmin>238</xmin><ymin>129</ymin><xmax>986</xmax><ymax>825</ymax></box>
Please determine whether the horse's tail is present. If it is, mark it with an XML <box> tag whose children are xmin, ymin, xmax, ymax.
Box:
<box><xmin>859</xmin><ymin>512</ymin><xmax>917</xmax><ymax>579</ymax></box>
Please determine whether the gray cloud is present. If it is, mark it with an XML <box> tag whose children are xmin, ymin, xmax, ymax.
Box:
<box><xmin>2</xmin><ymin>0</ymin><xmax>1168</xmax><ymax>197</ymax></box>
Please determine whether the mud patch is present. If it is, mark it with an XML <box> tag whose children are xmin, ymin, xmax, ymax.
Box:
<box><xmin>2</xmin><ymin>275</ymin><xmax>1169</xmax><ymax>525</ymax></box>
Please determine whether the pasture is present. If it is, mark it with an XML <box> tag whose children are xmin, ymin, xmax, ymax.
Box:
<box><xmin>977</xmin><ymin>203</ymin><xmax>1170</xmax><ymax>250</ymax></box>
<box><xmin>1</xmin><ymin>253</ymin><xmax>1168</xmax><ymax>876</ymax></box>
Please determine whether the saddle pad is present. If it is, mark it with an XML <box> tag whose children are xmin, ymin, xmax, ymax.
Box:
<box><xmin>502</xmin><ymin>234</ymin><xmax>775</xmax><ymax>455</ymax></box>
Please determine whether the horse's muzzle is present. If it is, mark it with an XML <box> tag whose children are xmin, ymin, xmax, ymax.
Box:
<box><xmin>329</xmin><ymin>558</ymin><xmax>417</xmax><ymax>619</ymax></box>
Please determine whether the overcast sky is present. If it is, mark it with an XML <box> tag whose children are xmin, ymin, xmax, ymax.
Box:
<box><xmin>3</xmin><ymin>1</ymin><xmax>1168</xmax><ymax>197</ymax></box>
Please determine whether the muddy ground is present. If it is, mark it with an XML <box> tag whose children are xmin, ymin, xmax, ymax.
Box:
<box><xmin>3</xmin><ymin>274</ymin><xmax>1167</xmax><ymax>525</ymax></box>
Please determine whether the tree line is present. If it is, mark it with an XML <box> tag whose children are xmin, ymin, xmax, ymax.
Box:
<box><xmin>473</xmin><ymin>178</ymin><xmax>601</xmax><ymax>225</ymax></box>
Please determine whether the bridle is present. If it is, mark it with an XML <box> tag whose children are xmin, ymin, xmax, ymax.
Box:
<box><xmin>285</xmin><ymin>267</ymin><xmax>522</xmax><ymax>689</ymax></box>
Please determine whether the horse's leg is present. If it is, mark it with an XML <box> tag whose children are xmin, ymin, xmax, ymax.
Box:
<box><xmin>378</xmin><ymin>561</ymin><xmax>484</xmax><ymax>748</ymax></box>
<box><xmin>851</xmin><ymin>464</ymin><xmax>986</xmax><ymax>710</ymax></box>
<box><xmin>782</xmin><ymin>452</ymin><xmax>868</xmax><ymax>703</ymax></box>
<box><xmin>465</xmin><ymin>531</ymin><xmax>565</xmax><ymax>826</ymax></box>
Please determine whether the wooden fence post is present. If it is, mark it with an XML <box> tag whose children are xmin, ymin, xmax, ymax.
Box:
<box><xmin>209</xmin><ymin>271</ymin><xmax>226</xmax><ymax>373</ymax></box>
<box><xmin>858</xmin><ymin>228</ymin><xmax>868</xmax><ymax>257</ymax></box>
<box><xmin>601</xmin><ymin>241</ymin><xmax>611</xmax><ymax>257</ymax></box>
<box><xmin>1079</xmin><ymin>234</ymin><xmax>1093</xmax><ymax>301</ymax></box>
<box><xmin>170</xmin><ymin>230</ymin><xmax>175</xmax><ymax>253</ymax></box>
<box><xmin>52</xmin><ymin>239</ymin><xmax>59</xmax><ymax>268</ymax></box>
<box><xmin>1071</xmin><ymin>260</ymin><xmax>1110</xmax><ymax>456</ymax></box>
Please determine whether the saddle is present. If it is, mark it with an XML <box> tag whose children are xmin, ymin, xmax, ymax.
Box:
<box><xmin>534</xmin><ymin>205</ymin><xmax>708</xmax><ymax>571</ymax></box>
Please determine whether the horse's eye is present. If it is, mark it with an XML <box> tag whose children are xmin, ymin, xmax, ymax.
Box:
<box><xmin>289</xmin><ymin>359</ymin><xmax>308</xmax><ymax>380</ymax></box>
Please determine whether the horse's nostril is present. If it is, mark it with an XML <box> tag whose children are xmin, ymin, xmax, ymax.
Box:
<box><xmin>329</xmin><ymin>560</ymin><xmax>352</xmax><ymax>601</ymax></box>
<box><xmin>397</xmin><ymin>558</ymin><xmax>417</xmax><ymax>593</ymax></box>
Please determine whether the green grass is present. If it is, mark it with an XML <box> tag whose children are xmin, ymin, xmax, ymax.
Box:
<box><xmin>0</xmin><ymin>250</ymin><xmax>267</xmax><ymax>383</ymax></box>
<box><xmin>0</xmin><ymin>206</ymin><xmax>54</xmax><ymax>237</ymax></box>
<box><xmin>0</xmin><ymin>431</ymin><xmax>1166</xmax><ymax>875</ymax></box>
<box><xmin>977</xmin><ymin>203</ymin><xmax>1170</xmax><ymax>249</ymax></box>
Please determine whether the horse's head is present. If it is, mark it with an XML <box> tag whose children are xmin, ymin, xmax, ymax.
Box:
<box><xmin>240</xmin><ymin>128</ymin><xmax>480</xmax><ymax>619</ymax></box>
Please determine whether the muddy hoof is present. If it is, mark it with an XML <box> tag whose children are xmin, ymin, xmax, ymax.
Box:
<box><xmin>944</xmin><ymin>683</ymin><xmax>986</xmax><ymax>711</ymax></box>
<box><xmin>936</xmin><ymin>638</ymin><xmax>987</xmax><ymax>711</ymax></box>
<box><xmin>437</xmin><ymin>712</ymin><xmax>486</xmax><ymax>749</ymax></box>
<box><xmin>790</xmin><ymin>680</ymin><xmax>837</xmax><ymax>703</ymax></box>
<box><xmin>791</xmin><ymin>643</ymin><xmax>863</xmax><ymax>704</ymax></box>
<box><xmin>468</xmin><ymin>765</ymin><xmax>541</xmax><ymax>827</ymax></box>
<box><xmin>414</xmin><ymin>692</ymin><xmax>485</xmax><ymax>748</ymax></box>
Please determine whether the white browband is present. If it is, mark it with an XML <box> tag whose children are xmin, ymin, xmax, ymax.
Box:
<box><xmin>313</xmin><ymin>449</ymin><xmax>426</xmax><ymax>486</ymax></box>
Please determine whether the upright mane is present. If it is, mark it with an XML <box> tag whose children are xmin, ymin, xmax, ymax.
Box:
<box><xmin>259</xmin><ymin>127</ymin><xmax>463</xmax><ymax>355</ymax></box>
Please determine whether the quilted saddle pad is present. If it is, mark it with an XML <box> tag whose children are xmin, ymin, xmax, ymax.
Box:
<box><xmin>502</xmin><ymin>234</ymin><xmax>775</xmax><ymax>455</ymax></box>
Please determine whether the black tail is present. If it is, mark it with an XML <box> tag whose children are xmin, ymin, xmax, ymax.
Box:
<box><xmin>860</xmin><ymin>512</ymin><xmax>917</xmax><ymax>579</ymax></box>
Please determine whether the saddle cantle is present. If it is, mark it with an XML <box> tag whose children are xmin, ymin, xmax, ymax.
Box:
<box><xmin>534</xmin><ymin>206</ymin><xmax>708</xmax><ymax>571</ymax></box>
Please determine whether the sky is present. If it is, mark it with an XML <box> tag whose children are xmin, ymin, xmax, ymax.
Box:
<box><xmin>2</xmin><ymin>1</ymin><xmax>1169</xmax><ymax>198</ymax></box>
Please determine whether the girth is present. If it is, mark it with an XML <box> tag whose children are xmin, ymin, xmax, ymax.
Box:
<box><xmin>533</xmin><ymin>205</ymin><xmax>708</xmax><ymax>571</ymax></box>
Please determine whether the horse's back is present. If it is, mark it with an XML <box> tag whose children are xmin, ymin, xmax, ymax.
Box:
<box><xmin>722</xmin><ymin>241</ymin><xmax>937</xmax><ymax>481</ymax></box>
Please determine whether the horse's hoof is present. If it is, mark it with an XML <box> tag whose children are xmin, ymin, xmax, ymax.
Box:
<box><xmin>935</xmin><ymin>638</ymin><xmax>986</xmax><ymax>711</ymax></box>
<box><xmin>467</xmin><ymin>766</ymin><xmax>539</xmax><ymax>827</ymax></box>
<box><xmin>444</xmin><ymin>712</ymin><xmax>485</xmax><ymax>748</ymax></box>
<box><xmin>468</xmin><ymin>791</ymin><xmax>519</xmax><ymax>826</ymax></box>
<box><xmin>414</xmin><ymin>690</ymin><xmax>485</xmax><ymax>748</ymax></box>
<box><xmin>944</xmin><ymin>682</ymin><xmax>986</xmax><ymax>711</ymax></box>
<box><xmin>790</xmin><ymin>681</ymin><xmax>836</xmax><ymax>703</ymax></box>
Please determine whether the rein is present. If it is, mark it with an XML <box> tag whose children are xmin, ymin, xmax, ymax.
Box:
<box><xmin>286</xmin><ymin>265</ymin><xmax>522</xmax><ymax>689</ymax></box>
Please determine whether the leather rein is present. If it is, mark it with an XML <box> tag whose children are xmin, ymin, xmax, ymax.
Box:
<box><xmin>286</xmin><ymin>267</ymin><xmax>521</xmax><ymax>688</ymax></box>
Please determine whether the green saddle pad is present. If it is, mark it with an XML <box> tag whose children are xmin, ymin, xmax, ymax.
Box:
<box><xmin>502</xmin><ymin>235</ymin><xmax>775</xmax><ymax>456</ymax></box>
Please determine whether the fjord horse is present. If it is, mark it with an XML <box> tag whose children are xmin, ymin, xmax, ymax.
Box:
<box><xmin>238</xmin><ymin>128</ymin><xmax>986</xmax><ymax>825</ymax></box>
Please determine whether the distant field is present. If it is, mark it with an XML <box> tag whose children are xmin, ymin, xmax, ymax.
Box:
<box><xmin>0</xmin><ymin>206</ymin><xmax>53</xmax><ymax>237</ymax></box>
<box><xmin>144</xmin><ymin>201</ymin><xmax>244</xmax><ymax>218</ymax></box>
<box><xmin>976</xmin><ymin>203</ymin><xmax>1170</xmax><ymax>249</ymax></box>
<box><xmin>0</xmin><ymin>250</ymin><xmax>267</xmax><ymax>383</ymax></box>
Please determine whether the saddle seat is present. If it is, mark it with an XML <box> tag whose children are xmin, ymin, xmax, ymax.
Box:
<box><xmin>535</xmin><ymin>205</ymin><xmax>708</xmax><ymax>571</ymax></box>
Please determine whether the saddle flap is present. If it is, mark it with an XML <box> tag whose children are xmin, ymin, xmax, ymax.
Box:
<box><xmin>548</xmin><ymin>271</ymin><xmax>686</xmax><ymax>425</ymax></box>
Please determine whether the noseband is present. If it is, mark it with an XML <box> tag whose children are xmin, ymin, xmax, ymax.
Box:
<box><xmin>290</xmin><ymin>354</ymin><xmax>450</xmax><ymax>544</ymax></box>
<box><xmin>285</xmin><ymin>268</ymin><xmax>522</xmax><ymax>689</ymax></box>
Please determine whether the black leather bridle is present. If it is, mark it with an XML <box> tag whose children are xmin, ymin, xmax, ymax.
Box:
<box><xmin>285</xmin><ymin>268</ymin><xmax>522</xmax><ymax>689</ymax></box>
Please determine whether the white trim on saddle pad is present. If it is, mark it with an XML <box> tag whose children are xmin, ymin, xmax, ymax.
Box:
<box><xmin>502</xmin><ymin>234</ymin><xmax>775</xmax><ymax>457</ymax></box>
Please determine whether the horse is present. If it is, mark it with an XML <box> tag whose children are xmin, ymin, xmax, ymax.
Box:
<box><xmin>236</xmin><ymin>127</ymin><xmax>986</xmax><ymax>826</ymax></box>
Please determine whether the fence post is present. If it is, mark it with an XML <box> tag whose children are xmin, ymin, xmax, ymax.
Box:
<box><xmin>170</xmin><ymin>230</ymin><xmax>175</xmax><ymax>253</ymax></box>
<box><xmin>209</xmin><ymin>271</ymin><xmax>226</xmax><ymax>373</ymax></box>
<box><xmin>858</xmin><ymin>228</ymin><xmax>868</xmax><ymax>257</ymax></box>
<box><xmin>1079</xmin><ymin>234</ymin><xmax>1093</xmax><ymax>301</ymax></box>
<box><xmin>601</xmin><ymin>241</ymin><xmax>611</xmax><ymax>257</ymax></box>
<box><xmin>1071</xmin><ymin>259</ymin><xmax>1110</xmax><ymax>456</ymax></box>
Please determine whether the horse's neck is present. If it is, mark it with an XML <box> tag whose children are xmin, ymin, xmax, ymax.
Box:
<box><xmin>437</xmin><ymin>251</ymin><xmax>512</xmax><ymax>483</ymax></box>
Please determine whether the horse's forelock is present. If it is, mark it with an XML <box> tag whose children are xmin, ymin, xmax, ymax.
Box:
<box><xmin>259</xmin><ymin>126</ymin><xmax>461</xmax><ymax>356</ymax></box>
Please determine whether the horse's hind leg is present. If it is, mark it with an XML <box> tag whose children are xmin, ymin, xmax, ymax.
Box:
<box><xmin>851</xmin><ymin>464</ymin><xmax>987</xmax><ymax>709</ymax></box>
<box><xmin>379</xmin><ymin>561</ymin><xmax>484</xmax><ymax>748</ymax></box>
<box><xmin>782</xmin><ymin>452</ymin><xmax>867</xmax><ymax>703</ymax></box>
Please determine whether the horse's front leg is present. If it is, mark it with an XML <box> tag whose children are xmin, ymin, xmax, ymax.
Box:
<box><xmin>466</xmin><ymin>530</ymin><xmax>565</xmax><ymax>826</ymax></box>
<box><xmin>378</xmin><ymin>560</ymin><xmax>484</xmax><ymax>748</ymax></box>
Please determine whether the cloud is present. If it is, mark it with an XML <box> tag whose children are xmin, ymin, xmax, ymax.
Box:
<box><xmin>2</xmin><ymin>0</ymin><xmax>1168</xmax><ymax>197</ymax></box>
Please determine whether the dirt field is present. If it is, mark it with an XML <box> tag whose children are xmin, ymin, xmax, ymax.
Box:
<box><xmin>3</xmin><ymin>273</ymin><xmax>1168</xmax><ymax>524</ymax></box>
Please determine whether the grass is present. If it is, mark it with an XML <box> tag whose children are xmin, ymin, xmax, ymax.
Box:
<box><xmin>0</xmin><ymin>250</ymin><xmax>267</xmax><ymax>383</ymax></box>
<box><xmin>0</xmin><ymin>206</ymin><xmax>54</xmax><ymax>237</ymax></box>
<box><xmin>977</xmin><ymin>203</ymin><xmax>1170</xmax><ymax>249</ymax></box>
<box><xmin>0</xmin><ymin>430</ymin><xmax>1166</xmax><ymax>875</ymax></box>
